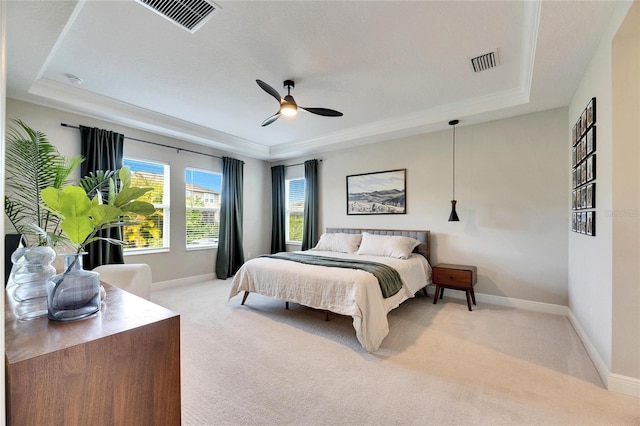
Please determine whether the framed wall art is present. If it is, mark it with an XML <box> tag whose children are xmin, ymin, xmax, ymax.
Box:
<box><xmin>571</xmin><ymin>97</ymin><xmax>596</xmax><ymax>236</ymax></box>
<box><xmin>346</xmin><ymin>169</ymin><xmax>406</xmax><ymax>215</ymax></box>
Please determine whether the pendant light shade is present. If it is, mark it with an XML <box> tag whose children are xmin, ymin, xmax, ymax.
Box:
<box><xmin>448</xmin><ymin>200</ymin><xmax>459</xmax><ymax>221</ymax></box>
<box><xmin>448</xmin><ymin>119</ymin><xmax>460</xmax><ymax>222</ymax></box>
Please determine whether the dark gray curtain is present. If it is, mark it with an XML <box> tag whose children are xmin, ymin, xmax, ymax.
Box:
<box><xmin>301</xmin><ymin>159</ymin><xmax>319</xmax><ymax>251</ymax></box>
<box><xmin>270</xmin><ymin>165</ymin><xmax>286</xmax><ymax>254</ymax></box>
<box><xmin>80</xmin><ymin>125</ymin><xmax>124</xmax><ymax>271</ymax></box>
<box><xmin>216</xmin><ymin>157</ymin><xmax>245</xmax><ymax>279</ymax></box>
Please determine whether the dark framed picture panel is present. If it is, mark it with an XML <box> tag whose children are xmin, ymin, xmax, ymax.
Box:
<box><xmin>586</xmin><ymin>127</ymin><xmax>596</xmax><ymax>155</ymax></box>
<box><xmin>586</xmin><ymin>183</ymin><xmax>596</xmax><ymax>209</ymax></box>
<box><xmin>571</xmin><ymin>97</ymin><xmax>596</xmax><ymax>236</ymax></box>
<box><xmin>587</xmin><ymin>98</ymin><xmax>596</xmax><ymax>128</ymax></box>
<box><xmin>586</xmin><ymin>211</ymin><xmax>596</xmax><ymax>236</ymax></box>
<box><xmin>346</xmin><ymin>169</ymin><xmax>406</xmax><ymax>215</ymax></box>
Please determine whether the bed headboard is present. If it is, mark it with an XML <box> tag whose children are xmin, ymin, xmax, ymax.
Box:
<box><xmin>325</xmin><ymin>228</ymin><xmax>431</xmax><ymax>264</ymax></box>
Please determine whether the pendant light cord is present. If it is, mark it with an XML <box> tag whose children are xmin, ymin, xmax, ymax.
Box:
<box><xmin>452</xmin><ymin>124</ymin><xmax>456</xmax><ymax>200</ymax></box>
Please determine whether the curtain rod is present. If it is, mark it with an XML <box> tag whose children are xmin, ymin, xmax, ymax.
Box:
<box><xmin>283</xmin><ymin>160</ymin><xmax>323</xmax><ymax>168</ymax></box>
<box><xmin>60</xmin><ymin>123</ymin><xmax>223</xmax><ymax>160</ymax></box>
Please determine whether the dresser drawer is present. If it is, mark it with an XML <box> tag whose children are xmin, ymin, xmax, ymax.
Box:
<box><xmin>433</xmin><ymin>266</ymin><xmax>476</xmax><ymax>288</ymax></box>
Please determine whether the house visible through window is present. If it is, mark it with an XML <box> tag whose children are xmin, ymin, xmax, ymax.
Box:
<box><xmin>122</xmin><ymin>158</ymin><xmax>170</xmax><ymax>252</ymax></box>
<box><xmin>186</xmin><ymin>168</ymin><xmax>222</xmax><ymax>248</ymax></box>
<box><xmin>286</xmin><ymin>178</ymin><xmax>305</xmax><ymax>243</ymax></box>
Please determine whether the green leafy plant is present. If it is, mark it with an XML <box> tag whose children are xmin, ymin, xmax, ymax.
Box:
<box><xmin>41</xmin><ymin>166</ymin><xmax>156</xmax><ymax>254</ymax></box>
<box><xmin>4</xmin><ymin>119</ymin><xmax>84</xmax><ymax>247</ymax></box>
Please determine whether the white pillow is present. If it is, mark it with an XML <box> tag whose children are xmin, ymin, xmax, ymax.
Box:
<box><xmin>312</xmin><ymin>233</ymin><xmax>362</xmax><ymax>253</ymax></box>
<box><xmin>356</xmin><ymin>232</ymin><xmax>420</xmax><ymax>259</ymax></box>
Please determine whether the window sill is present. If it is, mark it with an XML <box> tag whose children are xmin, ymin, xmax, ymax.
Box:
<box><xmin>124</xmin><ymin>248</ymin><xmax>170</xmax><ymax>256</ymax></box>
<box><xmin>286</xmin><ymin>241</ymin><xmax>302</xmax><ymax>246</ymax></box>
<box><xmin>186</xmin><ymin>245</ymin><xmax>218</xmax><ymax>251</ymax></box>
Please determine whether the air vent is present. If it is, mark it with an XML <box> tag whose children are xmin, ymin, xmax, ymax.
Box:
<box><xmin>469</xmin><ymin>49</ymin><xmax>499</xmax><ymax>73</ymax></box>
<box><xmin>136</xmin><ymin>0</ymin><xmax>218</xmax><ymax>33</ymax></box>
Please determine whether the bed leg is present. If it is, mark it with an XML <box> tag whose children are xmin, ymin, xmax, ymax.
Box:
<box><xmin>422</xmin><ymin>286</ymin><xmax>428</xmax><ymax>297</ymax></box>
<box><xmin>241</xmin><ymin>291</ymin><xmax>249</xmax><ymax>305</ymax></box>
<box><xmin>325</xmin><ymin>311</ymin><xmax>330</xmax><ymax>321</ymax></box>
<box><xmin>285</xmin><ymin>301</ymin><xmax>289</xmax><ymax>310</ymax></box>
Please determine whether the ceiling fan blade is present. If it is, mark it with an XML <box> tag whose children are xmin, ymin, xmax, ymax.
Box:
<box><xmin>261</xmin><ymin>112</ymin><xmax>281</xmax><ymax>127</ymax></box>
<box><xmin>256</xmin><ymin>80</ymin><xmax>282</xmax><ymax>104</ymax></box>
<box><xmin>300</xmin><ymin>107</ymin><xmax>343</xmax><ymax>117</ymax></box>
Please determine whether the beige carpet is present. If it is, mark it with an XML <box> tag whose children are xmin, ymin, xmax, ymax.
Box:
<box><xmin>151</xmin><ymin>279</ymin><xmax>639</xmax><ymax>426</ymax></box>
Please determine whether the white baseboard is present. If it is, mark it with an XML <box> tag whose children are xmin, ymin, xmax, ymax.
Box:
<box><xmin>608</xmin><ymin>374</ymin><xmax>640</xmax><ymax>398</ymax></box>
<box><xmin>153</xmin><ymin>273</ymin><xmax>216</xmax><ymax>290</ymax></box>
<box><xmin>430</xmin><ymin>285</ymin><xmax>568</xmax><ymax>316</ymax></box>
<box><xmin>567</xmin><ymin>309</ymin><xmax>610</xmax><ymax>387</ymax></box>
<box><xmin>568</xmin><ymin>309</ymin><xmax>640</xmax><ymax>398</ymax></box>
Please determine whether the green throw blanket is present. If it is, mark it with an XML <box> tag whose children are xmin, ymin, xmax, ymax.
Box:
<box><xmin>261</xmin><ymin>252</ymin><xmax>403</xmax><ymax>298</ymax></box>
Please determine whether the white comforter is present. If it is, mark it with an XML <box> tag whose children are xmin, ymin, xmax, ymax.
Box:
<box><xmin>228</xmin><ymin>250</ymin><xmax>432</xmax><ymax>352</ymax></box>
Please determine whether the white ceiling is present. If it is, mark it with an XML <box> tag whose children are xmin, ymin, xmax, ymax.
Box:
<box><xmin>5</xmin><ymin>0</ymin><xmax>620</xmax><ymax>160</ymax></box>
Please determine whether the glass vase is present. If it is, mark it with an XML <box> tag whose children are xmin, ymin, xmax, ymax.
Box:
<box><xmin>9</xmin><ymin>246</ymin><xmax>56</xmax><ymax>320</ymax></box>
<box><xmin>47</xmin><ymin>253</ymin><xmax>101</xmax><ymax>322</ymax></box>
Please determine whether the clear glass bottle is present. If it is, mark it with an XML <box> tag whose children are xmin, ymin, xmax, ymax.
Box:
<box><xmin>9</xmin><ymin>246</ymin><xmax>56</xmax><ymax>320</ymax></box>
<box><xmin>47</xmin><ymin>253</ymin><xmax>100</xmax><ymax>322</ymax></box>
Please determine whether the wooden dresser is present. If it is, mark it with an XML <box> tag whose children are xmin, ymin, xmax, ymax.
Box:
<box><xmin>5</xmin><ymin>283</ymin><xmax>181</xmax><ymax>425</ymax></box>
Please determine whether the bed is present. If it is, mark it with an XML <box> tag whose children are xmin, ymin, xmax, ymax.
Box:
<box><xmin>228</xmin><ymin>228</ymin><xmax>432</xmax><ymax>352</ymax></box>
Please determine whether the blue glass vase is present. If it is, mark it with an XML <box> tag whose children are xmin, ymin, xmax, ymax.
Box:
<box><xmin>47</xmin><ymin>253</ymin><xmax>100</xmax><ymax>322</ymax></box>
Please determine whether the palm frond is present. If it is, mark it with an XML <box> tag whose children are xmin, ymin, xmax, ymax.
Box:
<box><xmin>4</xmin><ymin>119</ymin><xmax>83</xmax><ymax>247</ymax></box>
<box><xmin>78</xmin><ymin>170</ymin><xmax>117</xmax><ymax>199</ymax></box>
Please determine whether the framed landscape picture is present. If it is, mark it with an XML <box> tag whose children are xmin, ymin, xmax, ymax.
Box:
<box><xmin>346</xmin><ymin>169</ymin><xmax>406</xmax><ymax>215</ymax></box>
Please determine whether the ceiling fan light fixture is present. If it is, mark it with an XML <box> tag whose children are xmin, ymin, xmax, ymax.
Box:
<box><xmin>280</xmin><ymin>95</ymin><xmax>298</xmax><ymax>116</ymax></box>
<box><xmin>256</xmin><ymin>79</ymin><xmax>342</xmax><ymax>126</ymax></box>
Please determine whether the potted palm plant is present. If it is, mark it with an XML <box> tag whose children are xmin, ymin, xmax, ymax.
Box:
<box><xmin>5</xmin><ymin>119</ymin><xmax>156</xmax><ymax>321</ymax></box>
<box><xmin>4</xmin><ymin>119</ymin><xmax>84</xmax><ymax>319</ymax></box>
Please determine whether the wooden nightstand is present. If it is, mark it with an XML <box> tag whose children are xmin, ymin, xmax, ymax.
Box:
<box><xmin>432</xmin><ymin>263</ymin><xmax>478</xmax><ymax>311</ymax></box>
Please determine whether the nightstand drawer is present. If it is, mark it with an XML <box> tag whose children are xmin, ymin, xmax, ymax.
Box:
<box><xmin>432</xmin><ymin>265</ymin><xmax>476</xmax><ymax>288</ymax></box>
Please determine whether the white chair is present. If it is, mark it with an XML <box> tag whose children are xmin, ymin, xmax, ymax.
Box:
<box><xmin>93</xmin><ymin>264</ymin><xmax>152</xmax><ymax>300</ymax></box>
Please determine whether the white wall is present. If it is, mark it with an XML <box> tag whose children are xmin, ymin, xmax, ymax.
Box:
<box><xmin>5</xmin><ymin>99</ymin><xmax>271</xmax><ymax>284</ymax></box>
<box><xmin>567</xmin><ymin>22</ymin><xmax>615</xmax><ymax>376</ymax></box>
<box><xmin>280</xmin><ymin>108</ymin><xmax>569</xmax><ymax>305</ymax></box>
<box><xmin>611</xmin><ymin>0</ymin><xmax>640</xmax><ymax>385</ymax></box>
<box><xmin>568</xmin><ymin>0</ymin><xmax>638</xmax><ymax>392</ymax></box>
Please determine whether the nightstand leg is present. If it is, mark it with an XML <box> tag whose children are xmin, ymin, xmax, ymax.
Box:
<box><xmin>470</xmin><ymin>288</ymin><xmax>476</xmax><ymax>305</ymax></box>
<box><xmin>439</xmin><ymin>287</ymin><xmax>444</xmax><ymax>299</ymax></box>
<box><xmin>465</xmin><ymin>290</ymin><xmax>472</xmax><ymax>311</ymax></box>
<box><xmin>433</xmin><ymin>286</ymin><xmax>440</xmax><ymax>304</ymax></box>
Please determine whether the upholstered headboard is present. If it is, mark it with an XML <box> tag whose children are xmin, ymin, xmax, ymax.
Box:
<box><xmin>325</xmin><ymin>228</ymin><xmax>431</xmax><ymax>264</ymax></box>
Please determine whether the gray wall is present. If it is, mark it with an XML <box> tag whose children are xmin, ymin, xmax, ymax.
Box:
<box><xmin>279</xmin><ymin>108</ymin><xmax>569</xmax><ymax>306</ymax></box>
<box><xmin>5</xmin><ymin>98</ymin><xmax>271</xmax><ymax>284</ymax></box>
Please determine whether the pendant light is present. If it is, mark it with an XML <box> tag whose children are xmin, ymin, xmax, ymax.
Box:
<box><xmin>448</xmin><ymin>119</ymin><xmax>460</xmax><ymax>222</ymax></box>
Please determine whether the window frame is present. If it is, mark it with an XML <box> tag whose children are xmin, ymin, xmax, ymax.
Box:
<box><xmin>122</xmin><ymin>157</ymin><xmax>171</xmax><ymax>254</ymax></box>
<box><xmin>285</xmin><ymin>177</ymin><xmax>305</xmax><ymax>245</ymax></box>
<box><xmin>185</xmin><ymin>167</ymin><xmax>222</xmax><ymax>250</ymax></box>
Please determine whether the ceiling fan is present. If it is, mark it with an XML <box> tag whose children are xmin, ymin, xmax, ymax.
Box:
<box><xmin>256</xmin><ymin>79</ymin><xmax>343</xmax><ymax>127</ymax></box>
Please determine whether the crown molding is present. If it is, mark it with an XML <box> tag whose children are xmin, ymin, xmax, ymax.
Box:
<box><xmin>27</xmin><ymin>78</ymin><xmax>271</xmax><ymax>159</ymax></box>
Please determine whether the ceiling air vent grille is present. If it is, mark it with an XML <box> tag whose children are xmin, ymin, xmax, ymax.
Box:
<box><xmin>136</xmin><ymin>0</ymin><xmax>218</xmax><ymax>33</ymax></box>
<box><xmin>469</xmin><ymin>50</ymin><xmax>499</xmax><ymax>73</ymax></box>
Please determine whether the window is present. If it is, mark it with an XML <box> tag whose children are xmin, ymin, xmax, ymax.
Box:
<box><xmin>186</xmin><ymin>168</ymin><xmax>222</xmax><ymax>248</ymax></box>
<box><xmin>286</xmin><ymin>178</ymin><xmax>305</xmax><ymax>243</ymax></box>
<box><xmin>122</xmin><ymin>158</ymin><xmax>170</xmax><ymax>252</ymax></box>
